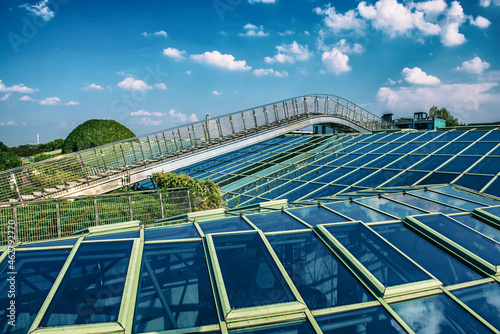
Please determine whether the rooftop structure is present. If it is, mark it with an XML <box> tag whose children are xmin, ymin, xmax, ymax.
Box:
<box><xmin>1</xmin><ymin>99</ymin><xmax>500</xmax><ymax>333</ymax></box>
<box><xmin>381</xmin><ymin>112</ymin><xmax>446</xmax><ymax>131</ymax></box>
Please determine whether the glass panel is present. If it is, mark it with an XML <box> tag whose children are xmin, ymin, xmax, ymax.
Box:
<box><xmin>314</xmin><ymin>168</ymin><xmax>353</xmax><ymax>184</ymax></box>
<box><xmin>411</xmin><ymin>142</ymin><xmax>444</xmax><ymax>154</ymax></box>
<box><xmin>316</xmin><ymin>306</ymin><xmax>404</xmax><ymax>334</ymax></box>
<box><xmin>212</xmin><ymin>233</ymin><xmax>296</xmax><ymax>309</ymax></box>
<box><xmin>40</xmin><ymin>241</ymin><xmax>133</xmax><ymax>327</ymax></box>
<box><xmin>417</xmin><ymin>172</ymin><xmax>458</xmax><ymax>185</ymax></box>
<box><xmin>246</xmin><ymin>211</ymin><xmax>306</xmax><ymax>232</ymax></box>
<box><xmin>133</xmin><ymin>241</ymin><xmax>218</xmax><ymax>332</ymax></box>
<box><xmin>382</xmin><ymin>171</ymin><xmax>428</xmax><ymax>187</ymax></box>
<box><xmin>451</xmin><ymin>282</ymin><xmax>500</xmax><ymax>329</ymax></box>
<box><xmin>268</xmin><ymin>232</ymin><xmax>374</xmax><ymax>310</ymax></box>
<box><xmin>356</xmin><ymin>197</ymin><xmax>425</xmax><ymax>218</ymax></box>
<box><xmin>324</xmin><ymin>223</ymin><xmax>431</xmax><ymax>286</ymax></box>
<box><xmin>18</xmin><ymin>238</ymin><xmax>78</xmax><ymax>248</ymax></box>
<box><xmin>435</xmin><ymin>131</ymin><xmax>464</xmax><ymax>141</ymax></box>
<box><xmin>480</xmin><ymin>130</ymin><xmax>500</xmax><ymax>141</ymax></box>
<box><xmin>334</xmin><ymin>169</ymin><xmax>376</xmax><ymax>185</ymax></box>
<box><xmin>468</xmin><ymin>157</ymin><xmax>500</xmax><ymax>175</ymax></box>
<box><xmin>392</xmin><ymin>142</ymin><xmax>426</xmax><ymax>154</ymax></box>
<box><xmin>86</xmin><ymin>231</ymin><xmax>139</xmax><ymax>241</ymax></box>
<box><xmin>230</xmin><ymin>320</ymin><xmax>314</xmax><ymax>334</ymax></box>
<box><xmin>454</xmin><ymin>174</ymin><xmax>493</xmax><ymax>192</ymax></box>
<box><xmin>371</xmin><ymin>223</ymin><xmax>483</xmax><ymax>285</ymax></box>
<box><xmin>478</xmin><ymin>205</ymin><xmax>500</xmax><ymax>217</ymax></box>
<box><xmin>437</xmin><ymin>156</ymin><xmax>479</xmax><ymax>173</ymax></box>
<box><xmin>288</xmin><ymin>206</ymin><xmax>349</xmax><ymax>226</ymax></box>
<box><xmin>199</xmin><ymin>217</ymin><xmax>253</xmax><ymax>234</ymax></box>
<box><xmin>457</xmin><ymin>130</ymin><xmax>488</xmax><ymax>141</ymax></box>
<box><xmin>145</xmin><ymin>224</ymin><xmax>200</xmax><ymax>241</ymax></box>
<box><xmin>386</xmin><ymin>193</ymin><xmax>461</xmax><ymax>214</ymax></box>
<box><xmin>410</xmin><ymin>155</ymin><xmax>451</xmax><ymax>171</ymax></box>
<box><xmin>327</xmin><ymin>155</ymin><xmax>359</xmax><ymax>167</ymax></box>
<box><xmin>365</xmin><ymin>154</ymin><xmax>398</xmax><ymax>168</ymax></box>
<box><xmin>300</xmin><ymin>185</ymin><xmax>346</xmax><ymax>200</ymax></box>
<box><xmin>461</xmin><ymin>142</ymin><xmax>497</xmax><ymax>155</ymax></box>
<box><xmin>431</xmin><ymin>186</ymin><xmax>499</xmax><ymax>206</ymax></box>
<box><xmin>281</xmin><ymin>183</ymin><xmax>326</xmax><ymax>201</ymax></box>
<box><xmin>344</xmin><ymin>154</ymin><xmax>378</xmax><ymax>167</ymax></box>
<box><xmin>434</xmin><ymin>142</ymin><xmax>470</xmax><ymax>154</ymax></box>
<box><xmin>354</xmin><ymin>170</ymin><xmax>400</xmax><ymax>188</ymax></box>
<box><xmin>0</xmin><ymin>249</ymin><xmax>69</xmax><ymax>334</ymax></box>
<box><xmin>451</xmin><ymin>215</ymin><xmax>500</xmax><ymax>242</ymax></box>
<box><xmin>391</xmin><ymin>293</ymin><xmax>491</xmax><ymax>334</ymax></box>
<box><xmin>371</xmin><ymin>143</ymin><xmax>401</xmax><ymax>153</ymax></box>
<box><xmin>483</xmin><ymin>177</ymin><xmax>500</xmax><ymax>197</ymax></box>
<box><xmin>409</xmin><ymin>190</ymin><xmax>480</xmax><ymax>211</ymax></box>
<box><xmin>325</xmin><ymin>201</ymin><xmax>394</xmax><ymax>223</ymax></box>
<box><xmin>385</xmin><ymin>155</ymin><xmax>425</xmax><ymax>170</ymax></box>
<box><xmin>413</xmin><ymin>214</ymin><xmax>500</xmax><ymax>264</ymax></box>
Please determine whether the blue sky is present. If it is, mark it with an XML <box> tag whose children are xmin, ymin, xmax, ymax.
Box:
<box><xmin>1</xmin><ymin>0</ymin><xmax>499</xmax><ymax>146</ymax></box>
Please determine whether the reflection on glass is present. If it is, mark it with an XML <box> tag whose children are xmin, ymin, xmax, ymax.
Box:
<box><xmin>391</xmin><ymin>293</ymin><xmax>491</xmax><ymax>333</ymax></box>
<box><xmin>212</xmin><ymin>233</ymin><xmax>296</xmax><ymax>309</ymax></box>
<box><xmin>356</xmin><ymin>197</ymin><xmax>425</xmax><ymax>219</ymax></box>
<box><xmin>246</xmin><ymin>211</ymin><xmax>306</xmax><ymax>232</ymax></box>
<box><xmin>325</xmin><ymin>223</ymin><xmax>431</xmax><ymax>287</ymax></box>
<box><xmin>387</xmin><ymin>193</ymin><xmax>460</xmax><ymax>214</ymax></box>
<box><xmin>0</xmin><ymin>249</ymin><xmax>69</xmax><ymax>334</ymax></box>
<box><xmin>134</xmin><ymin>241</ymin><xmax>218</xmax><ymax>332</ymax></box>
<box><xmin>230</xmin><ymin>320</ymin><xmax>314</xmax><ymax>334</ymax></box>
<box><xmin>199</xmin><ymin>217</ymin><xmax>253</xmax><ymax>234</ymax></box>
<box><xmin>40</xmin><ymin>241</ymin><xmax>133</xmax><ymax>327</ymax></box>
<box><xmin>288</xmin><ymin>206</ymin><xmax>349</xmax><ymax>226</ymax></box>
<box><xmin>410</xmin><ymin>190</ymin><xmax>480</xmax><ymax>211</ymax></box>
<box><xmin>371</xmin><ymin>223</ymin><xmax>482</xmax><ymax>285</ymax></box>
<box><xmin>451</xmin><ymin>282</ymin><xmax>500</xmax><ymax>329</ymax></box>
<box><xmin>450</xmin><ymin>214</ymin><xmax>500</xmax><ymax>243</ymax></box>
<box><xmin>18</xmin><ymin>238</ymin><xmax>78</xmax><ymax>248</ymax></box>
<box><xmin>414</xmin><ymin>214</ymin><xmax>500</xmax><ymax>264</ymax></box>
<box><xmin>431</xmin><ymin>186</ymin><xmax>499</xmax><ymax>206</ymax></box>
<box><xmin>316</xmin><ymin>306</ymin><xmax>404</xmax><ymax>334</ymax></box>
<box><xmin>145</xmin><ymin>224</ymin><xmax>200</xmax><ymax>241</ymax></box>
<box><xmin>268</xmin><ymin>232</ymin><xmax>373</xmax><ymax>310</ymax></box>
<box><xmin>325</xmin><ymin>201</ymin><xmax>394</xmax><ymax>223</ymax></box>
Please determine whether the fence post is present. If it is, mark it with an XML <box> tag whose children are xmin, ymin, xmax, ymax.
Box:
<box><xmin>12</xmin><ymin>206</ymin><xmax>18</xmax><ymax>243</ymax></box>
<box><xmin>128</xmin><ymin>196</ymin><xmax>133</xmax><ymax>221</ymax></box>
<box><xmin>187</xmin><ymin>190</ymin><xmax>192</xmax><ymax>213</ymax></box>
<box><xmin>159</xmin><ymin>191</ymin><xmax>165</xmax><ymax>219</ymax></box>
<box><xmin>94</xmin><ymin>198</ymin><xmax>99</xmax><ymax>226</ymax></box>
<box><xmin>56</xmin><ymin>202</ymin><xmax>61</xmax><ymax>238</ymax></box>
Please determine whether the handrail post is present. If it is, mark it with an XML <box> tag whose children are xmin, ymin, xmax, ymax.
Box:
<box><xmin>241</xmin><ymin>112</ymin><xmax>247</xmax><ymax>133</ymax></box>
<box><xmin>216</xmin><ymin>119</ymin><xmax>223</xmax><ymax>140</ymax></box>
<box><xmin>172</xmin><ymin>131</ymin><xmax>179</xmax><ymax>152</ymax></box>
<box><xmin>177</xmin><ymin>129</ymin><xmax>183</xmax><ymax>149</ymax></box>
<box><xmin>229</xmin><ymin>116</ymin><xmax>235</xmax><ymax>136</ymax></box>
<box><xmin>315</xmin><ymin>96</ymin><xmax>319</xmax><ymax>113</ymax></box>
<box><xmin>187</xmin><ymin>127</ymin><xmax>194</xmax><ymax>147</ymax></box>
<box><xmin>273</xmin><ymin>104</ymin><xmax>279</xmax><ymax>123</ymax></box>
<box><xmin>253</xmin><ymin>110</ymin><xmax>258</xmax><ymax>132</ymax></box>
<box><xmin>162</xmin><ymin>132</ymin><xmax>170</xmax><ymax>154</ymax></box>
<box><xmin>263</xmin><ymin>107</ymin><xmax>269</xmax><ymax>126</ymax></box>
<box><xmin>303</xmin><ymin>97</ymin><xmax>308</xmax><ymax>116</ymax></box>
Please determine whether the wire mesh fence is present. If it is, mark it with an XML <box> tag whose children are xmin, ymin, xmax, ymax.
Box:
<box><xmin>0</xmin><ymin>188</ymin><xmax>191</xmax><ymax>245</ymax></box>
<box><xmin>0</xmin><ymin>94</ymin><xmax>393</xmax><ymax>203</ymax></box>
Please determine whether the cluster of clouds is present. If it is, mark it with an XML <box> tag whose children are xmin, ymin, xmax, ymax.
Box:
<box><xmin>129</xmin><ymin>108</ymin><xmax>199</xmax><ymax>126</ymax></box>
<box><xmin>0</xmin><ymin>79</ymin><xmax>78</xmax><ymax>106</ymax></box>
<box><xmin>19</xmin><ymin>0</ymin><xmax>54</xmax><ymax>22</ymax></box>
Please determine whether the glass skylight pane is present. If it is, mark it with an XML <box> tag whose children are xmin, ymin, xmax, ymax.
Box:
<box><xmin>454</xmin><ymin>174</ymin><xmax>493</xmax><ymax>192</ymax></box>
<box><xmin>391</xmin><ymin>293</ymin><xmax>491</xmax><ymax>334</ymax></box>
<box><xmin>288</xmin><ymin>206</ymin><xmax>349</xmax><ymax>226</ymax></box>
<box><xmin>246</xmin><ymin>211</ymin><xmax>306</xmax><ymax>232</ymax></box>
<box><xmin>334</xmin><ymin>169</ymin><xmax>376</xmax><ymax>185</ymax></box>
<box><xmin>451</xmin><ymin>282</ymin><xmax>500</xmax><ymax>329</ymax></box>
<box><xmin>364</xmin><ymin>154</ymin><xmax>398</xmax><ymax>168</ymax></box>
<box><xmin>457</xmin><ymin>130</ymin><xmax>488</xmax><ymax>141</ymax></box>
<box><xmin>417</xmin><ymin>172</ymin><xmax>458</xmax><ymax>185</ymax></box>
<box><xmin>468</xmin><ymin>157</ymin><xmax>500</xmax><ymax>175</ymax></box>
<box><xmin>344</xmin><ymin>154</ymin><xmax>378</xmax><ymax>167</ymax></box>
<box><xmin>134</xmin><ymin>241</ymin><xmax>218</xmax><ymax>332</ymax></box>
<box><xmin>431</xmin><ymin>186</ymin><xmax>499</xmax><ymax>206</ymax></box>
<box><xmin>371</xmin><ymin>143</ymin><xmax>401</xmax><ymax>153</ymax></box>
<box><xmin>356</xmin><ymin>197</ymin><xmax>425</xmax><ymax>218</ymax></box>
<box><xmin>385</xmin><ymin>155</ymin><xmax>425</xmax><ymax>169</ymax></box>
<box><xmin>281</xmin><ymin>183</ymin><xmax>325</xmax><ymax>201</ymax></box>
<box><xmin>410</xmin><ymin>190</ymin><xmax>480</xmax><ymax>211</ymax></box>
<box><xmin>390</xmin><ymin>142</ymin><xmax>422</xmax><ymax>154</ymax></box>
<box><xmin>325</xmin><ymin>201</ymin><xmax>394</xmax><ymax>222</ymax></box>
<box><xmin>199</xmin><ymin>217</ymin><xmax>253</xmax><ymax>234</ymax></box>
<box><xmin>268</xmin><ymin>232</ymin><xmax>374</xmax><ymax>310</ymax></box>
<box><xmin>0</xmin><ymin>249</ymin><xmax>69</xmax><ymax>334</ymax></box>
<box><xmin>40</xmin><ymin>241</ymin><xmax>133</xmax><ymax>327</ymax></box>
<box><xmin>316</xmin><ymin>306</ymin><xmax>404</xmax><ymax>334</ymax></box>
<box><xmin>437</xmin><ymin>156</ymin><xmax>478</xmax><ymax>173</ymax></box>
<box><xmin>450</xmin><ymin>214</ymin><xmax>500</xmax><ymax>243</ymax></box>
<box><xmin>434</xmin><ymin>142</ymin><xmax>470</xmax><ymax>154</ymax></box>
<box><xmin>435</xmin><ymin>131</ymin><xmax>464</xmax><ymax>141</ymax></box>
<box><xmin>314</xmin><ymin>167</ymin><xmax>352</xmax><ymax>184</ymax></box>
<box><xmin>230</xmin><ymin>320</ymin><xmax>314</xmax><ymax>333</ymax></box>
<box><xmin>477</xmin><ymin>205</ymin><xmax>500</xmax><ymax>217</ymax></box>
<box><xmin>411</xmin><ymin>142</ymin><xmax>444</xmax><ymax>155</ymax></box>
<box><xmin>371</xmin><ymin>223</ymin><xmax>482</xmax><ymax>285</ymax></box>
<box><xmin>387</xmin><ymin>193</ymin><xmax>461</xmax><ymax>214</ymax></box>
<box><xmin>354</xmin><ymin>170</ymin><xmax>400</xmax><ymax>188</ymax></box>
<box><xmin>413</xmin><ymin>214</ymin><xmax>500</xmax><ymax>264</ymax></box>
<box><xmin>212</xmin><ymin>233</ymin><xmax>296</xmax><ymax>309</ymax></box>
<box><xmin>18</xmin><ymin>238</ymin><xmax>78</xmax><ymax>248</ymax></box>
<box><xmin>86</xmin><ymin>230</ymin><xmax>139</xmax><ymax>240</ymax></box>
<box><xmin>480</xmin><ymin>131</ymin><xmax>500</xmax><ymax>141</ymax></box>
<box><xmin>300</xmin><ymin>185</ymin><xmax>347</xmax><ymax>200</ymax></box>
<box><xmin>145</xmin><ymin>224</ymin><xmax>200</xmax><ymax>241</ymax></box>
<box><xmin>483</xmin><ymin>177</ymin><xmax>500</xmax><ymax>197</ymax></box>
<box><xmin>382</xmin><ymin>171</ymin><xmax>427</xmax><ymax>187</ymax></box>
<box><xmin>410</xmin><ymin>155</ymin><xmax>451</xmax><ymax>171</ymax></box>
<box><xmin>325</xmin><ymin>223</ymin><xmax>431</xmax><ymax>286</ymax></box>
<box><xmin>461</xmin><ymin>142</ymin><xmax>497</xmax><ymax>155</ymax></box>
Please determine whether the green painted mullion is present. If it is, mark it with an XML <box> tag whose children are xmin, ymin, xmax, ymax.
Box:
<box><xmin>28</xmin><ymin>236</ymin><xmax>84</xmax><ymax>333</ymax></box>
<box><xmin>377</xmin><ymin>298</ymin><xmax>415</xmax><ymax>334</ymax></box>
<box><xmin>319</xmin><ymin>203</ymin><xmax>354</xmax><ymax>221</ymax></box>
<box><xmin>145</xmin><ymin>237</ymin><xmax>202</xmax><ymax>245</ymax></box>
<box><xmin>404</xmin><ymin>191</ymin><xmax>468</xmax><ymax>212</ymax></box>
<box><xmin>304</xmin><ymin>308</ymin><xmax>323</xmax><ymax>334</ymax></box>
<box><xmin>139</xmin><ymin>324</ymin><xmax>221</xmax><ymax>334</ymax></box>
<box><xmin>30</xmin><ymin>322</ymin><xmax>124</xmax><ymax>334</ymax></box>
<box><xmin>0</xmin><ymin>249</ymin><xmax>8</xmax><ymax>265</ymax></box>
<box><xmin>352</xmin><ymin>199</ymin><xmax>400</xmax><ymax>220</ymax></box>
<box><xmin>445</xmin><ymin>277</ymin><xmax>494</xmax><ymax>291</ymax></box>
<box><xmin>473</xmin><ymin>207</ymin><xmax>500</xmax><ymax>229</ymax></box>
<box><xmin>311</xmin><ymin>300</ymin><xmax>380</xmax><ymax>317</ymax></box>
<box><xmin>381</xmin><ymin>194</ymin><xmax>432</xmax><ymax>214</ymax></box>
<box><xmin>429</xmin><ymin>188</ymin><xmax>488</xmax><ymax>206</ymax></box>
<box><xmin>283</xmin><ymin>209</ymin><xmax>314</xmax><ymax>229</ymax></box>
<box><xmin>15</xmin><ymin>245</ymin><xmax>74</xmax><ymax>252</ymax></box>
<box><xmin>439</xmin><ymin>286</ymin><xmax>500</xmax><ymax>333</ymax></box>
<box><xmin>240</xmin><ymin>215</ymin><xmax>259</xmax><ymax>230</ymax></box>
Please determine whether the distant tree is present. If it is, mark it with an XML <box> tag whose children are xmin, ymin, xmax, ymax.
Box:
<box><xmin>429</xmin><ymin>106</ymin><xmax>461</xmax><ymax>127</ymax></box>
<box><xmin>62</xmin><ymin>119</ymin><xmax>136</xmax><ymax>153</ymax></box>
<box><xmin>0</xmin><ymin>141</ymin><xmax>21</xmax><ymax>171</ymax></box>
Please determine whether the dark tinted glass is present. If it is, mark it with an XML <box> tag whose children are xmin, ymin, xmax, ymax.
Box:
<box><xmin>230</xmin><ymin>320</ymin><xmax>314</xmax><ymax>334</ymax></box>
<box><xmin>145</xmin><ymin>224</ymin><xmax>200</xmax><ymax>241</ymax></box>
<box><xmin>387</xmin><ymin>193</ymin><xmax>461</xmax><ymax>214</ymax></box>
<box><xmin>451</xmin><ymin>282</ymin><xmax>500</xmax><ymax>329</ymax></box>
<box><xmin>288</xmin><ymin>206</ymin><xmax>349</xmax><ymax>226</ymax></box>
<box><xmin>325</xmin><ymin>201</ymin><xmax>394</xmax><ymax>222</ymax></box>
<box><xmin>199</xmin><ymin>217</ymin><xmax>253</xmax><ymax>234</ymax></box>
<box><xmin>246</xmin><ymin>211</ymin><xmax>306</xmax><ymax>232</ymax></box>
<box><xmin>356</xmin><ymin>197</ymin><xmax>425</xmax><ymax>218</ymax></box>
<box><xmin>451</xmin><ymin>214</ymin><xmax>500</xmax><ymax>242</ymax></box>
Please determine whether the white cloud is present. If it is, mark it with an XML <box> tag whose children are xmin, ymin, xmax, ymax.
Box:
<box><xmin>0</xmin><ymin>94</ymin><xmax>11</xmax><ymax>101</ymax></box>
<box><xmin>239</xmin><ymin>23</ymin><xmax>269</xmax><ymax>37</ymax></box>
<box><xmin>441</xmin><ymin>22</ymin><xmax>466</xmax><ymax>46</ymax></box>
<box><xmin>413</xmin><ymin>0</ymin><xmax>447</xmax><ymax>20</ymax></box>
<box><xmin>248</xmin><ymin>0</ymin><xmax>276</xmax><ymax>3</ymax></box>
<box><xmin>191</xmin><ymin>51</ymin><xmax>251</xmax><ymax>71</ymax></box>
<box><xmin>322</xmin><ymin>48</ymin><xmax>351</xmax><ymax>74</ymax></box>
<box><xmin>186</xmin><ymin>71</ymin><xmax>192</xmax><ymax>75</ymax></box>
<box><xmin>142</xmin><ymin>30</ymin><xmax>168</xmax><ymax>38</ymax></box>
<box><xmin>480</xmin><ymin>0</ymin><xmax>491</xmax><ymax>6</ymax></box>
<box><xmin>278</xmin><ymin>30</ymin><xmax>294</xmax><ymax>36</ymax></box>
<box><xmin>402</xmin><ymin>67</ymin><xmax>441</xmax><ymax>85</ymax></box>
<box><xmin>130</xmin><ymin>109</ymin><xmax>165</xmax><ymax>117</ymax></box>
<box><xmin>163</xmin><ymin>47</ymin><xmax>186</xmax><ymax>60</ymax></box>
<box><xmin>456</xmin><ymin>56</ymin><xmax>490</xmax><ymax>74</ymax></box>
<box><xmin>265</xmin><ymin>41</ymin><xmax>312</xmax><ymax>64</ymax></box>
<box><xmin>167</xmin><ymin>108</ymin><xmax>199</xmax><ymax>123</ymax></box>
<box><xmin>315</xmin><ymin>4</ymin><xmax>365</xmax><ymax>34</ymax></box>
<box><xmin>19</xmin><ymin>95</ymin><xmax>36</xmax><ymax>102</ymax></box>
<box><xmin>469</xmin><ymin>16</ymin><xmax>491</xmax><ymax>28</ymax></box>
<box><xmin>377</xmin><ymin>82</ymin><xmax>500</xmax><ymax>121</ymax></box>
<box><xmin>65</xmin><ymin>101</ymin><xmax>79</xmax><ymax>106</ymax></box>
<box><xmin>212</xmin><ymin>90</ymin><xmax>222</xmax><ymax>96</ymax></box>
<box><xmin>156</xmin><ymin>83</ymin><xmax>167</xmax><ymax>90</ymax></box>
<box><xmin>83</xmin><ymin>83</ymin><xmax>104</xmax><ymax>91</ymax></box>
<box><xmin>334</xmin><ymin>39</ymin><xmax>365</xmax><ymax>54</ymax></box>
<box><xmin>19</xmin><ymin>0</ymin><xmax>54</xmax><ymax>22</ymax></box>
<box><xmin>253</xmin><ymin>68</ymin><xmax>289</xmax><ymax>77</ymax></box>
<box><xmin>117</xmin><ymin>77</ymin><xmax>152</xmax><ymax>91</ymax></box>
<box><xmin>39</xmin><ymin>97</ymin><xmax>60</xmax><ymax>105</ymax></box>
<box><xmin>131</xmin><ymin>117</ymin><xmax>163</xmax><ymax>126</ymax></box>
<box><xmin>3</xmin><ymin>121</ymin><xmax>17</xmax><ymax>126</ymax></box>
<box><xmin>0</xmin><ymin>80</ymin><xmax>38</xmax><ymax>94</ymax></box>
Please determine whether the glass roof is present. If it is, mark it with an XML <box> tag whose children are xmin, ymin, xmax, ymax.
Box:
<box><xmin>3</xmin><ymin>128</ymin><xmax>500</xmax><ymax>333</ymax></box>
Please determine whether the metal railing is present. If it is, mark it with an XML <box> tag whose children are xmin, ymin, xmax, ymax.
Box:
<box><xmin>0</xmin><ymin>94</ymin><xmax>393</xmax><ymax>203</ymax></box>
<box><xmin>0</xmin><ymin>188</ymin><xmax>191</xmax><ymax>245</ymax></box>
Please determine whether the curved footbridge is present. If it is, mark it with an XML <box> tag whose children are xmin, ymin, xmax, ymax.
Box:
<box><xmin>0</xmin><ymin>94</ymin><xmax>393</xmax><ymax>203</ymax></box>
